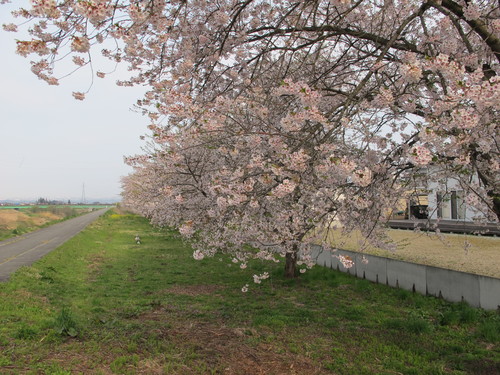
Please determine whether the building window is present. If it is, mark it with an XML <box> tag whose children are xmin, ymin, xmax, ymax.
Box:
<box><xmin>437</xmin><ymin>191</ymin><xmax>465</xmax><ymax>220</ymax></box>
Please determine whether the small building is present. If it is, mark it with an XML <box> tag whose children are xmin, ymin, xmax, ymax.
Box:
<box><xmin>427</xmin><ymin>178</ymin><xmax>478</xmax><ymax>221</ymax></box>
<box><xmin>392</xmin><ymin>168</ymin><xmax>489</xmax><ymax>222</ymax></box>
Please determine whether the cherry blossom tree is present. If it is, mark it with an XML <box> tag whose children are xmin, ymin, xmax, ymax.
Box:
<box><xmin>3</xmin><ymin>0</ymin><xmax>499</xmax><ymax>277</ymax></box>
<box><xmin>122</xmin><ymin>82</ymin><xmax>405</xmax><ymax>277</ymax></box>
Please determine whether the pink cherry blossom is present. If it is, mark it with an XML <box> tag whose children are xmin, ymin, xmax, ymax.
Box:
<box><xmin>72</xmin><ymin>92</ymin><xmax>85</xmax><ymax>100</ymax></box>
<box><xmin>409</xmin><ymin>146</ymin><xmax>433</xmax><ymax>166</ymax></box>
<box><xmin>71</xmin><ymin>36</ymin><xmax>90</xmax><ymax>53</ymax></box>
<box><xmin>193</xmin><ymin>250</ymin><xmax>205</xmax><ymax>260</ymax></box>
<box><xmin>2</xmin><ymin>23</ymin><xmax>17</xmax><ymax>32</ymax></box>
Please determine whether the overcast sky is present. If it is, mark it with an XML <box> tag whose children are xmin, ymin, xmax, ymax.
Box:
<box><xmin>0</xmin><ymin>3</ymin><xmax>148</xmax><ymax>202</ymax></box>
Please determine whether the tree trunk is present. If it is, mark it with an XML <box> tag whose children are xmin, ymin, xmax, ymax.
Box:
<box><xmin>284</xmin><ymin>252</ymin><xmax>298</xmax><ymax>278</ymax></box>
<box><xmin>475</xmin><ymin>166</ymin><xmax>500</xmax><ymax>222</ymax></box>
<box><xmin>490</xmin><ymin>192</ymin><xmax>500</xmax><ymax>222</ymax></box>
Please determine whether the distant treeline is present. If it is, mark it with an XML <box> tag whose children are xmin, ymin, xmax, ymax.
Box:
<box><xmin>36</xmin><ymin>198</ymin><xmax>75</xmax><ymax>205</ymax></box>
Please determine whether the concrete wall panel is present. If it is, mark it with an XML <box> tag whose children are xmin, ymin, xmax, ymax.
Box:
<box><xmin>386</xmin><ymin>259</ymin><xmax>427</xmax><ymax>295</ymax></box>
<box><xmin>354</xmin><ymin>253</ymin><xmax>387</xmax><ymax>284</ymax></box>
<box><xmin>426</xmin><ymin>266</ymin><xmax>480</xmax><ymax>306</ymax></box>
<box><xmin>479</xmin><ymin>276</ymin><xmax>500</xmax><ymax>310</ymax></box>
<box><xmin>313</xmin><ymin>246</ymin><xmax>333</xmax><ymax>269</ymax></box>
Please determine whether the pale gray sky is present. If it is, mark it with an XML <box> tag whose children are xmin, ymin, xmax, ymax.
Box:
<box><xmin>0</xmin><ymin>3</ymin><xmax>148</xmax><ymax>202</ymax></box>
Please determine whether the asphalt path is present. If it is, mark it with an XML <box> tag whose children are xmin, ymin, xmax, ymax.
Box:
<box><xmin>0</xmin><ymin>208</ymin><xmax>109</xmax><ymax>282</ymax></box>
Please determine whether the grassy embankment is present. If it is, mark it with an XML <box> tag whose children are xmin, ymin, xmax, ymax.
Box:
<box><xmin>0</xmin><ymin>210</ymin><xmax>498</xmax><ymax>374</ymax></box>
<box><xmin>0</xmin><ymin>206</ymin><xmax>105</xmax><ymax>242</ymax></box>
<box><xmin>315</xmin><ymin>227</ymin><xmax>500</xmax><ymax>278</ymax></box>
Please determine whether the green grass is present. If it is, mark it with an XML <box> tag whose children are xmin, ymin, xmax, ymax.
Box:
<box><xmin>0</xmin><ymin>210</ymin><xmax>498</xmax><ymax>374</ymax></box>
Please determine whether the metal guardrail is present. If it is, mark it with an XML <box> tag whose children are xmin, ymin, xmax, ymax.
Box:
<box><xmin>387</xmin><ymin>219</ymin><xmax>500</xmax><ymax>236</ymax></box>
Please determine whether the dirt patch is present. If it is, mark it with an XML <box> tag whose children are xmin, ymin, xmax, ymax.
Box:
<box><xmin>19</xmin><ymin>313</ymin><xmax>323</xmax><ymax>375</ymax></box>
<box><xmin>226</xmin><ymin>344</ymin><xmax>320</xmax><ymax>375</ymax></box>
<box><xmin>15</xmin><ymin>289</ymin><xmax>50</xmax><ymax>305</ymax></box>
<box><xmin>135</xmin><ymin>359</ymin><xmax>165</xmax><ymax>374</ymax></box>
<box><xmin>30</xmin><ymin>343</ymin><xmax>115</xmax><ymax>375</ymax></box>
<box><xmin>86</xmin><ymin>252</ymin><xmax>107</xmax><ymax>282</ymax></box>
<box><xmin>137</xmin><ymin>307</ymin><xmax>323</xmax><ymax>375</ymax></box>
<box><xmin>462</xmin><ymin>358</ymin><xmax>500</xmax><ymax>375</ymax></box>
<box><xmin>170</xmin><ymin>321</ymin><xmax>320</xmax><ymax>375</ymax></box>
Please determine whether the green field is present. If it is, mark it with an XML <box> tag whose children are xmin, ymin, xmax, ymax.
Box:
<box><xmin>0</xmin><ymin>210</ymin><xmax>498</xmax><ymax>374</ymax></box>
<box><xmin>0</xmin><ymin>205</ymin><xmax>112</xmax><ymax>210</ymax></box>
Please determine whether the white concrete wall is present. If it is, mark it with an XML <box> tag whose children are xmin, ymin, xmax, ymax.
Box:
<box><xmin>310</xmin><ymin>245</ymin><xmax>500</xmax><ymax>310</ymax></box>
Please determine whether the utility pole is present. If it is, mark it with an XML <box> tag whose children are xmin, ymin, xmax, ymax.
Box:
<box><xmin>81</xmin><ymin>183</ymin><xmax>86</xmax><ymax>205</ymax></box>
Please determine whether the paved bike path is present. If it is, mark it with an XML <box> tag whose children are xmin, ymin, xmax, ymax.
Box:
<box><xmin>0</xmin><ymin>208</ymin><xmax>109</xmax><ymax>282</ymax></box>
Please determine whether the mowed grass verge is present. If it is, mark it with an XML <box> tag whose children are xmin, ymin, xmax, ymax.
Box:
<box><xmin>0</xmin><ymin>210</ymin><xmax>498</xmax><ymax>374</ymax></box>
